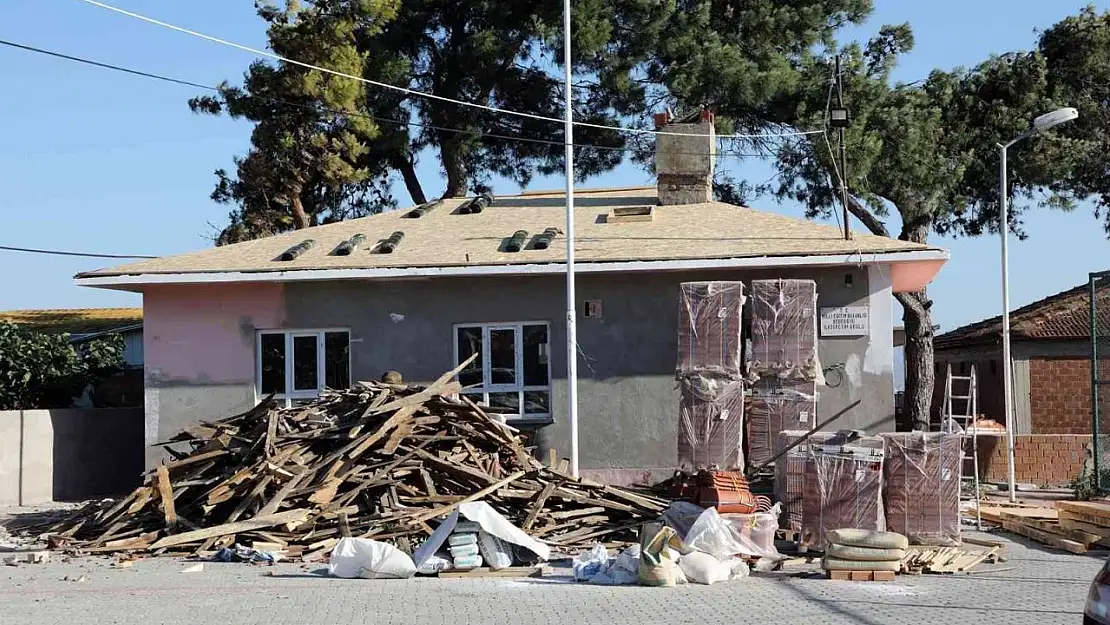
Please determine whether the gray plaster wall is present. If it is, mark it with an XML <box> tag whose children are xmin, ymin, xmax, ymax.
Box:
<box><xmin>143</xmin><ymin>383</ymin><xmax>256</xmax><ymax>468</ymax></box>
<box><xmin>282</xmin><ymin>265</ymin><xmax>893</xmax><ymax>474</ymax></box>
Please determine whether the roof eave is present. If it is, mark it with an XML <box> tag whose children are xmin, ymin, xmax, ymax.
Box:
<box><xmin>75</xmin><ymin>248</ymin><xmax>949</xmax><ymax>292</ymax></box>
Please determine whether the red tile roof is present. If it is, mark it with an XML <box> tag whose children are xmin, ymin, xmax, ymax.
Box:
<box><xmin>935</xmin><ymin>281</ymin><xmax>1110</xmax><ymax>350</ymax></box>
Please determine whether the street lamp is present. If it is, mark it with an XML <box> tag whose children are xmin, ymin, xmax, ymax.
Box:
<box><xmin>998</xmin><ymin>106</ymin><xmax>1078</xmax><ymax>503</ymax></box>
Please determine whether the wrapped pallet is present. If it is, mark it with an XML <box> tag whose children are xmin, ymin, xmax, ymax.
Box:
<box><xmin>801</xmin><ymin>438</ymin><xmax>886</xmax><ymax>550</ymax></box>
<box><xmin>678</xmin><ymin>374</ymin><xmax>745</xmax><ymax>470</ymax></box>
<box><xmin>676</xmin><ymin>281</ymin><xmax>745</xmax><ymax>378</ymax></box>
<box><xmin>747</xmin><ymin>382</ymin><xmax>817</xmax><ymax>468</ymax></box>
<box><xmin>747</xmin><ymin>279</ymin><xmax>821</xmax><ymax>383</ymax></box>
<box><xmin>882</xmin><ymin>432</ymin><xmax>962</xmax><ymax>546</ymax></box>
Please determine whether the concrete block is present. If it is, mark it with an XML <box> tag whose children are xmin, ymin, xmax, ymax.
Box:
<box><xmin>0</xmin><ymin>411</ymin><xmax>21</xmax><ymax>506</ymax></box>
<box><xmin>19</xmin><ymin>410</ymin><xmax>54</xmax><ymax>505</ymax></box>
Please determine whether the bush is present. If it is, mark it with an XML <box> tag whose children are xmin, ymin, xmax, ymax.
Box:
<box><xmin>0</xmin><ymin>320</ymin><xmax>124</xmax><ymax>410</ymax></box>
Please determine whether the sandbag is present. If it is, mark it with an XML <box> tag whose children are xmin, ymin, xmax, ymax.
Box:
<box><xmin>678</xmin><ymin>552</ymin><xmax>732</xmax><ymax>585</ymax></box>
<box><xmin>821</xmin><ymin>557</ymin><xmax>901</xmax><ymax>572</ymax></box>
<box><xmin>826</xmin><ymin>543</ymin><xmax>906</xmax><ymax>562</ymax></box>
<box><xmin>825</xmin><ymin>528</ymin><xmax>908</xmax><ymax>550</ymax></box>
<box><xmin>328</xmin><ymin>538</ymin><xmax>417</xmax><ymax>579</ymax></box>
<box><xmin>478</xmin><ymin>530</ymin><xmax>514</xmax><ymax>570</ymax></box>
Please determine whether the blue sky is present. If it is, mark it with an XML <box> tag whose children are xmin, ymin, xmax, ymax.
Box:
<box><xmin>2</xmin><ymin>0</ymin><xmax>1108</xmax><ymax>347</ymax></box>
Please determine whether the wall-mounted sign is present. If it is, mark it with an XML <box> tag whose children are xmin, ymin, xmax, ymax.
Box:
<box><xmin>819</xmin><ymin>306</ymin><xmax>869</xmax><ymax>337</ymax></box>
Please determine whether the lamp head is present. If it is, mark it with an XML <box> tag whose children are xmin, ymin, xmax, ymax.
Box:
<box><xmin>1033</xmin><ymin>107</ymin><xmax>1079</xmax><ymax>132</ymax></box>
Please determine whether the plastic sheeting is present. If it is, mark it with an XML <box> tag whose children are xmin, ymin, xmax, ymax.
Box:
<box><xmin>747</xmin><ymin>279</ymin><xmax>822</xmax><ymax>384</ymax></box>
<box><xmin>678</xmin><ymin>375</ymin><xmax>745</xmax><ymax>470</ymax></box>
<box><xmin>676</xmin><ymin>281</ymin><xmax>746</xmax><ymax>378</ymax></box>
<box><xmin>801</xmin><ymin>438</ymin><xmax>886</xmax><ymax>550</ymax></box>
<box><xmin>882</xmin><ymin>432</ymin><xmax>962</xmax><ymax>546</ymax></box>
<box><xmin>747</xmin><ymin>383</ymin><xmax>817</xmax><ymax>468</ymax></box>
<box><xmin>774</xmin><ymin>430</ymin><xmax>836</xmax><ymax>534</ymax></box>
<box><xmin>412</xmin><ymin>501</ymin><xmax>550</xmax><ymax>570</ymax></box>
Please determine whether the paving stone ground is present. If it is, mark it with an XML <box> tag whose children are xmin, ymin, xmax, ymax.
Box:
<box><xmin>0</xmin><ymin>530</ymin><xmax>1102</xmax><ymax>625</ymax></box>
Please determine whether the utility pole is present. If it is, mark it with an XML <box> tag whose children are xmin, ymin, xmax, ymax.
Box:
<box><xmin>834</xmin><ymin>55</ymin><xmax>852</xmax><ymax>241</ymax></box>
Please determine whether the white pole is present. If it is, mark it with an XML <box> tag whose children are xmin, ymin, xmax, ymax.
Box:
<box><xmin>999</xmin><ymin>142</ymin><xmax>1017</xmax><ymax>503</ymax></box>
<box><xmin>562</xmin><ymin>0</ymin><xmax>579</xmax><ymax>478</ymax></box>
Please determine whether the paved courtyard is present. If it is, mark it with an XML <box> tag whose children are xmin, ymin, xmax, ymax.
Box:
<box><xmin>0</xmin><ymin>530</ymin><xmax>1102</xmax><ymax>625</ymax></box>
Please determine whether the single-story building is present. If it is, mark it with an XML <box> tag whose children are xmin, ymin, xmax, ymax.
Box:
<box><xmin>75</xmin><ymin>117</ymin><xmax>948</xmax><ymax>481</ymax></box>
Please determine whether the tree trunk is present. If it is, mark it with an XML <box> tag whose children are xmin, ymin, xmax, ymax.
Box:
<box><xmin>440</xmin><ymin>137</ymin><xmax>468</xmax><ymax>198</ymax></box>
<box><xmin>395</xmin><ymin>154</ymin><xmax>427</xmax><ymax>205</ymax></box>
<box><xmin>289</xmin><ymin>183</ymin><xmax>310</xmax><ymax>230</ymax></box>
<box><xmin>896</xmin><ymin>220</ymin><xmax>935</xmax><ymax>430</ymax></box>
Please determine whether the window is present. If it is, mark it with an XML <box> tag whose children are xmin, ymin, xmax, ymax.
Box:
<box><xmin>257</xmin><ymin>329</ymin><xmax>350</xmax><ymax>407</ymax></box>
<box><xmin>454</xmin><ymin>322</ymin><xmax>551</xmax><ymax>420</ymax></box>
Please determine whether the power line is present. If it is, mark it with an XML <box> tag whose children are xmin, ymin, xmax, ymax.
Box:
<box><xmin>0</xmin><ymin>244</ymin><xmax>157</xmax><ymax>259</ymax></box>
<box><xmin>0</xmin><ymin>38</ymin><xmax>771</xmax><ymax>159</ymax></box>
<box><xmin>77</xmin><ymin>0</ymin><xmax>825</xmax><ymax>141</ymax></box>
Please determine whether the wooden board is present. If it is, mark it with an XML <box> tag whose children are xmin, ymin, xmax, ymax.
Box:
<box><xmin>1057</xmin><ymin>502</ymin><xmax>1110</xmax><ymax>528</ymax></box>
<box><xmin>826</xmin><ymin>570</ymin><xmax>895</xmax><ymax>582</ymax></box>
<box><xmin>1001</xmin><ymin>519</ymin><xmax>1088</xmax><ymax>554</ymax></box>
<box><xmin>436</xmin><ymin>566</ymin><xmax>549</xmax><ymax>579</ymax></box>
<box><xmin>978</xmin><ymin>505</ymin><xmax>1056</xmax><ymax>525</ymax></box>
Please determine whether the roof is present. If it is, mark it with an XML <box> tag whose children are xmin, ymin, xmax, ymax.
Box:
<box><xmin>0</xmin><ymin>308</ymin><xmax>143</xmax><ymax>336</ymax></box>
<box><xmin>76</xmin><ymin>188</ymin><xmax>944</xmax><ymax>284</ymax></box>
<box><xmin>935</xmin><ymin>281</ymin><xmax>1110</xmax><ymax>350</ymax></box>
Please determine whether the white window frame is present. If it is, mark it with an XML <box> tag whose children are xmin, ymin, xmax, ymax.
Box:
<box><xmin>452</xmin><ymin>321</ymin><xmax>552</xmax><ymax>421</ymax></box>
<box><xmin>256</xmin><ymin>328</ymin><xmax>351</xmax><ymax>408</ymax></box>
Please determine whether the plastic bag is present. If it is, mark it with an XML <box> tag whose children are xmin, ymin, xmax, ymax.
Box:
<box><xmin>686</xmin><ymin>506</ymin><xmax>782</xmax><ymax>562</ymax></box>
<box><xmin>589</xmin><ymin>545</ymin><xmax>640</xmax><ymax>586</ymax></box>
<box><xmin>638</xmin><ymin>524</ymin><xmax>683</xmax><ymax>587</ymax></box>
<box><xmin>328</xmin><ymin>538</ymin><xmax>416</xmax><ymax>579</ymax></box>
<box><xmin>416</xmin><ymin>551</ymin><xmax>452</xmax><ymax>575</ymax></box>
<box><xmin>678</xmin><ymin>552</ymin><xmax>732</xmax><ymax>585</ymax></box>
<box><xmin>573</xmin><ymin>545</ymin><xmax>609</xmax><ymax>581</ymax></box>
<box><xmin>661</xmin><ymin>501</ymin><xmax>707</xmax><ymax>540</ymax></box>
<box><xmin>478</xmin><ymin>530</ymin><xmax>514</xmax><ymax>570</ymax></box>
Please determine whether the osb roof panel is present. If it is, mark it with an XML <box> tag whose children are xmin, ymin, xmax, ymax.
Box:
<box><xmin>0</xmin><ymin>308</ymin><xmax>143</xmax><ymax>335</ymax></box>
<box><xmin>935</xmin><ymin>282</ymin><xmax>1110</xmax><ymax>349</ymax></box>
<box><xmin>79</xmin><ymin>188</ymin><xmax>939</xmax><ymax>278</ymax></box>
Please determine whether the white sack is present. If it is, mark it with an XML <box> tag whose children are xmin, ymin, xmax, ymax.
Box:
<box><xmin>678</xmin><ymin>552</ymin><xmax>732</xmax><ymax>585</ymax></box>
<box><xmin>328</xmin><ymin>538</ymin><xmax>416</xmax><ymax>579</ymax></box>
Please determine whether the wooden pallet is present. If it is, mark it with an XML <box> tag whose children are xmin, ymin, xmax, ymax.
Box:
<box><xmin>826</xmin><ymin>569</ymin><xmax>895</xmax><ymax>582</ymax></box>
<box><xmin>435</xmin><ymin>565</ymin><xmax>549</xmax><ymax>579</ymax></box>
<box><xmin>900</xmin><ymin>546</ymin><xmax>998</xmax><ymax>574</ymax></box>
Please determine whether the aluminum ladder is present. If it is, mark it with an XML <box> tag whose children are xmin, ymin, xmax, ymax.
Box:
<box><xmin>942</xmin><ymin>364</ymin><xmax>982</xmax><ymax>530</ymax></box>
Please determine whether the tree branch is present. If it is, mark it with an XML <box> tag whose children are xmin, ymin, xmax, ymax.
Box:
<box><xmin>846</xmin><ymin>194</ymin><xmax>892</xmax><ymax>238</ymax></box>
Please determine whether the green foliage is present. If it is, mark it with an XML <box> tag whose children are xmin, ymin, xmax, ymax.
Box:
<box><xmin>0</xmin><ymin>321</ymin><xmax>125</xmax><ymax>410</ymax></box>
<box><xmin>1071</xmin><ymin>467</ymin><xmax>1110</xmax><ymax>501</ymax></box>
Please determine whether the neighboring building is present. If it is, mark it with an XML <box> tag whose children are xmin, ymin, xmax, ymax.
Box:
<box><xmin>0</xmin><ymin>307</ymin><xmax>144</xmax><ymax>407</ymax></box>
<box><xmin>74</xmin><ymin>116</ymin><xmax>949</xmax><ymax>479</ymax></box>
<box><xmin>933</xmin><ymin>282</ymin><xmax>1110</xmax><ymax>435</ymax></box>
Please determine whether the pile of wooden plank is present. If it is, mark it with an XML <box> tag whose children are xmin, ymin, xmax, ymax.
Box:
<box><xmin>16</xmin><ymin>363</ymin><xmax>668</xmax><ymax>560</ymax></box>
<box><xmin>899</xmin><ymin>544</ymin><xmax>1001</xmax><ymax>574</ymax></box>
<box><xmin>977</xmin><ymin>500</ymin><xmax>1110</xmax><ymax>554</ymax></box>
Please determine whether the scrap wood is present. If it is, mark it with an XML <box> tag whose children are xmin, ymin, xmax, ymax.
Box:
<box><xmin>1001</xmin><ymin>519</ymin><xmax>1088</xmax><ymax>554</ymax></box>
<box><xmin>1056</xmin><ymin>502</ymin><xmax>1110</xmax><ymax>528</ymax></box>
<box><xmin>27</xmin><ymin>366</ymin><xmax>668</xmax><ymax>559</ymax></box>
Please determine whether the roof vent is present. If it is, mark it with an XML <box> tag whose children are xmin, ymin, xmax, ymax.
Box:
<box><xmin>504</xmin><ymin>230</ymin><xmax>529</xmax><ymax>253</ymax></box>
<box><xmin>333</xmin><ymin>234</ymin><xmax>365</xmax><ymax>256</ymax></box>
<box><xmin>278</xmin><ymin>239</ymin><xmax>315</xmax><ymax>261</ymax></box>
<box><xmin>608</xmin><ymin>206</ymin><xmax>654</xmax><ymax>223</ymax></box>
<box><xmin>459</xmin><ymin>192</ymin><xmax>494</xmax><ymax>214</ymax></box>
<box><xmin>404</xmin><ymin>200</ymin><xmax>443</xmax><ymax>219</ymax></box>
<box><xmin>375</xmin><ymin>231</ymin><xmax>405</xmax><ymax>254</ymax></box>
<box><xmin>533</xmin><ymin>227</ymin><xmax>560</xmax><ymax>250</ymax></box>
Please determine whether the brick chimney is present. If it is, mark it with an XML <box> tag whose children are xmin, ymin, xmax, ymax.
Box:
<box><xmin>654</xmin><ymin>108</ymin><xmax>716</xmax><ymax>205</ymax></box>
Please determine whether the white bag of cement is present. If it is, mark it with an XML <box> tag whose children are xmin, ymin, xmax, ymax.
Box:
<box><xmin>448</xmin><ymin>533</ymin><xmax>478</xmax><ymax>547</ymax></box>
<box><xmin>453</xmin><ymin>554</ymin><xmax>484</xmax><ymax>569</ymax></box>
<box><xmin>478</xmin><ymin>530</ymin><xmax>514</xmax><ymax>570</ymax></box>
<box><xmin>328</xmin><ymin>538</ymin><xmax>416</xmax><ymax>579</ymax></box>
<box><xmin>412</xmin><ymin>503</ymin><xmax>550</xmax><ymax>571</ymax></box>
<box><xmin>449</xmin><ymin>543</ymin><xmax>480</xmax><ymax>558</ymax></box>
<box><xmin>678</xmin><ymin>552</ymin><xmax>732</xmax><ymax>585</ymax></box>
<box><xmin>416</xmin><ymin>551</ymin><xmax>453</xmax><ymax>575</ymax></box>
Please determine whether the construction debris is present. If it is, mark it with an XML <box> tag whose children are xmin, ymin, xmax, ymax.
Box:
<box><xmin>899</xmin><ymin>545</ymin><xmax>999</xmax><ymax>574</ymax></box>
<box><xmin>975</xmin><ymin>499</ymin><xmax>1110</xmax><ymax>554</ymax></box>
<box><xmin>16</xmin><ymin>363</ymin><xmax>667</xmax><ymax>560</ymax></box>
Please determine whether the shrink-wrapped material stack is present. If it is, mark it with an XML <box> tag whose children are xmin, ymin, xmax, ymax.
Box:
<box><xmin>882</xmin><ymin>432</ymin><xmax>963</xmax><ymax>546</ymax></box>
<box><xmin>801</xmin><ymin>436</ymin><xmax>886</xmax><ymax>549</ymax></box>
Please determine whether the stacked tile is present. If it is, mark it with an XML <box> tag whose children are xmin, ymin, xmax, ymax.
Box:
<box><xmin>747</xmin><ymin>279</ymin><xmax>820</xmax><ymax>383</ymax></box>
<box><xmin>882</xmin><ymin>432</ymin><xmax>962</xmax><ymax>547</ymax></box>
<box><xmin>800</xmin><ymin>437</ymin><xmax>886</xmax><ymax>550</ymax></box>
<box><xmin>747</xmin><ymin>382</ymin><xmax>818</xmax><ymax>468</ymax></box>
<box><xmin>676</xmin><ymin>282</ymin><xmax>745</xmax><ymax>470</ymax></box>
<box><xmin>774</xmin><ymin>430</ymin><xmax>836</xmax><ymax>534</ymax></box>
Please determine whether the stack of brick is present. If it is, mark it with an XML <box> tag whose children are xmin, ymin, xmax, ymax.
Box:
<box><xmin>882</xmin><ymin>432</ymin><xmax>962</xmax><ymax>546</ymax></box>
<box><xmin>799</xmin><ymin>435</ymin><xmax>886</xmax><ymax>550</ymax></box>
<box><xmin>747</xmin><ymin>279</ymin><xmax>821</xmax><ymax>467</ymax></box>
<box><xmin>676</xmin><ymin>282</ymin><xmax>746</xmax><ymax>470</ymax></box>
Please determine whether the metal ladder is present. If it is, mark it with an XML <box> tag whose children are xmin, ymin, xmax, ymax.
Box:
<box><xmin>942</xmin><ymin>364</ymin><xmax>982</xmax><ymax>530</ymax></box>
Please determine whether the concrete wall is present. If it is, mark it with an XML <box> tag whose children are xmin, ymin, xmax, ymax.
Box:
<box><xmin>0</xmin><ymin>408</ymin><xmax>144</xmax><ymax>505</ymax></box>
<box><xmin>275</xmin><ymin>266</ymin><xmax>893</xmax><ymax>480</ymax></box>
<box><xmin>143</xmin><ymin>283</ymin><xmax>284</xmax><ymax>467</ymax></box>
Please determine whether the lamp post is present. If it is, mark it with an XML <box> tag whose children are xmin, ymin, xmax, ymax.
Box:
<box><xmin>562</xmin><ymin>0</ymin><xmax>579</xmax><ymax>477</ymax></box>
<box><xmin>998</xmin><ymin>107</ymin><xmax>1078</xmax><ymax>503</ymax></box>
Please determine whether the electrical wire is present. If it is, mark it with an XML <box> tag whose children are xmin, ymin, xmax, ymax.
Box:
<box><xmin>0</xmin><ymin>244</ymin><xmax>157</xmax><ymax>259</ymax></box>
<box><xmin>0</xmin><ymin>38</ymin><xmax>771</xmax><ymax>159</ymax></box>
<box><xmin>76</xmin><ymin>0</ymin><xmax>826</xmax><ymax>141</ymax></box>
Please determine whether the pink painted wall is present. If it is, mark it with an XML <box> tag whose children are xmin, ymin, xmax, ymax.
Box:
<box><xmin>143</xmin><ymin>283</ymin><xmax>285</xmax><ymax>383</ymax></box>
<box><xmin>891</xmin><ymin>259</ymin><xmax>947</xmax><ymax>293</ymax></box>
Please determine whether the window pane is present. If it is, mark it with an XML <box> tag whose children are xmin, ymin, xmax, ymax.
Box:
<box><xmin>462</xmin><ymin>392</ymin><xmax>485</xmax><ymax>406</ymax></box>
<box><xmin>524</xmin><ymin>391</ymin><xmax>550</xmax><ymax>415</ymax></box>
<box><xmin>456</xmin><ymin>327</ymin><xmax>484</xmax><ymax>387</ymax></box>
<box><xmin>523</xmin><ymin>325</ymin><xmax>548</xmax><ymax>386</ymax></box>
<box><xmin>488</xmin><ymin>392</ymin><xmax>520</xmax><ymax>414</ymax></box>
<box><xmin>324</xmin><ymin>332</ymin><xmax>350</xmax><ymax>390</ymax></box>
<box><xmin>260</xmin><ymin>334</ymin><xmax>286</xmax><ymax>395</ymax></box>
<box><xmin>292</xmin><ymin>335</ymin><xmax>319</xmax><ymax>391</ymax></box>
<box><xmin>489</xmin><ymin>329</ymin><xmax>516</xmax><ymax>385</ymax></box>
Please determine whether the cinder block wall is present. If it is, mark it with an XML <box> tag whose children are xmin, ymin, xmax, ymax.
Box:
<box><xmin>976</xmin><ymin>434</ymin><xmax>1089</xmax><ymax>487</ymax></box>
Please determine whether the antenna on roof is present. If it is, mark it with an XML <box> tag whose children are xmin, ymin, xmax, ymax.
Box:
<box><xmin>278</xmin><ymin>239</ymin><xmax>315</xmax><ymax>261</ymax></box>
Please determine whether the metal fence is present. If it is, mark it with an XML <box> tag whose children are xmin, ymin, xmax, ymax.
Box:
<box><xmin>1092</xmin><ymin>271</ymin><xmax>1110</xmax><ymax>491</ymax></box>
